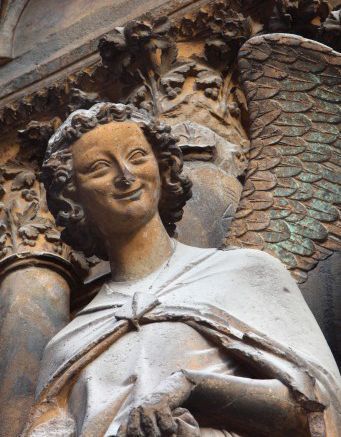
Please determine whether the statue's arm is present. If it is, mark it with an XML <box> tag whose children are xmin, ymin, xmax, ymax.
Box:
<box><xmin>117</xmin><ymin>369</ymin><xmax>311</xmax><ymax>436</ymax></box>
<box><xmin>182</xmin><ymin>370</ymin><xmax>310</xmax><ymax>436</ymax></box>
<box><xmin>118</xmin><ymin>251</ymin><xmax>338</xmax><ymax>437</ymax></box>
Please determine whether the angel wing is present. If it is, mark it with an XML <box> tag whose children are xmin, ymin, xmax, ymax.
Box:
<box><xmin>224</xmin><ymin>34</ymin><xmax>341</xmax><ymax>283</ymax></box>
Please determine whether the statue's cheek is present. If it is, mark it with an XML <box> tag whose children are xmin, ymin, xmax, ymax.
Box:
<box><xmin>78</xmin><ymin>175</ymin><xmax>114</xmax><ymax>196</ymax></box>
<box><xmin>132</xmin><ymin>158</ymin><xmax>160</xmax><ymax>181</ymax></box>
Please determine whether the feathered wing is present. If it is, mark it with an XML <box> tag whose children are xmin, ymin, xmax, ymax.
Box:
<box><xmin>225</xmin><ymin>34</ymin><xmax>341</xmax><ymax>283</ymax></box>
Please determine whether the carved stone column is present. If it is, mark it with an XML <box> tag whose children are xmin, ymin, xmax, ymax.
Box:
<box><xmin>0</xmin><ymin>267</ymin><xmax>70</xmax><ymax>437</ymax></box>
<box><xmin>0</xmin><ymin>122</ymin><xmax>92</xmax><ymax>436</ymax></box>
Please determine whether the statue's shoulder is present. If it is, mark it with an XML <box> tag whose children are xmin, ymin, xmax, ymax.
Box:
<box><xmin>217</xmin><ymin>245</ymin><xmax>289</xmax><ymax>273</ymax></box>
<box><xmin>179</xmin><ymin>242</ymin><xmax>292</xmax><ymax>285</ymax></box>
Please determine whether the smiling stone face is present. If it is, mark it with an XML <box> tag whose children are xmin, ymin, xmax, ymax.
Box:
<box><xmin>72</xmin><ymin>121</ymin><xmax>161</xmax><ymax>238</ymax></box>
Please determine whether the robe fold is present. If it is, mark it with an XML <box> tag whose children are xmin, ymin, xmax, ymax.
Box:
<box><xmin>24</xmin><ymin>243</ymin><xmax>341</xmax><ymax>436</ymax></box>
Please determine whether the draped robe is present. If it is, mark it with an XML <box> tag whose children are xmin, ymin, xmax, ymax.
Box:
<box><xmin>24</xmin><ymin>243</ymin><xmax>341</xmax><ymax>436</ymax></box>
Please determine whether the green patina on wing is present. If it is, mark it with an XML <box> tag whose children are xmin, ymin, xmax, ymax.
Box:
<box><xmin>225</xmin><ymin>34</ymin><xmax>340</xmax><ymax>283</ymax></box>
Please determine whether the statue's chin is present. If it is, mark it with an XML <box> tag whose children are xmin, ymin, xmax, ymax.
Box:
<box><xmin>99</xmin><ymin>207</ymin><xmax>158</xmax><ymax>238</ymax></box>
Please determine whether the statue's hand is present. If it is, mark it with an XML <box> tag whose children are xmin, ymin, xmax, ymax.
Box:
<box><xmin>172</xmin><ymin>407</ymin><xmax>200</xmax><ymax>436</ymax></box>
<box><xmin>117</xmin><ymin>403</ymin><xmax>200</xmax><ymax>437</ymax></box>
<box><xmin>118</xmin><ymin>393</ymin><xmax>177</xmax><ymax>437</ymax></box>
<box><xmin>117</xmin><ymin>370</ymin><xmax>198</xmax><ymax>437</ymax></box>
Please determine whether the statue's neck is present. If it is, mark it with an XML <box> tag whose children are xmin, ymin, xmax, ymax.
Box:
<box><xmin>106</xmin><ymin>213</ymin><xmax>173</xmax><ymax>282</ymax></box>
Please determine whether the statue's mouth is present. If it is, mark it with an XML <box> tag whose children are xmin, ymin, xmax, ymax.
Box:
<box><xmin>113</xmin><ymin>187</ymin><xmax>143</xmax><ymax>200</ymax></box>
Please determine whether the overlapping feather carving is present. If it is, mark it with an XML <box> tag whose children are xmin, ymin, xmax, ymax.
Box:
<box><xmin>225</xmin><ymin>34</ymin><xmax>341</xmax><ymax>282</ymax></box>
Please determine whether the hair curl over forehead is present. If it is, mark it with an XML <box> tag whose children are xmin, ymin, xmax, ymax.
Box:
<box><xmin>42</xmin><ymin>103</ymin><xmax>192</xmax><ymax>259</ymax></box>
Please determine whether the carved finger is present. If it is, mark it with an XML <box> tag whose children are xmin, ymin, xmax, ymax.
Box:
<box><xmin>156</xmin><ymin>408</ymin><xmax>177</xmax><ymax>435</ymax></box>
<box><xmin>172</xmin><ymin>407</ymin><xmax>200</xmax><ymax>437</ymax></box>
<box><xmin>126</xmin><ymin>407</ymin><xmax>144</xmax><ymax>437</ymax></box>
<box><xmin>139</xmin><ymin>406</ymin><xmax>161</xmax><ymax>437</ymax></box>
<box><xmin>172</xmin><ymin>407</ymin><xmax>198</xmax><ymax>427</ymax></box>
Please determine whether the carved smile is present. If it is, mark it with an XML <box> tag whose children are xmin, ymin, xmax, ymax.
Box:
<box><xmin>113</xmin><ymin>187</ymin><xmax>143</xmax><ymax>200</ymax></box>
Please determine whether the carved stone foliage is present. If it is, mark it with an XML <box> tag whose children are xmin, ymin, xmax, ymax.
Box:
<box><xmin>0</xmin><ymin>1</ymin><xmax>253</xmax><ymax>148</ymax></box>
<box><xmin>320</xmin><ymin>6</ymin><xmax>341</xmax><ymax>51</ymax></box>
<box><xmin>0</xmin><ymin>160</ymin><xmax>55</xmax><ymax>255</ymax></box>
<box><xmin>99</xmin><ymin>6</ymin><xmax>251</xmax><ymax>86</ymax></box>
<box><xmin>0</xmin><ymin>68</ymin><xmax>109</xmax><ymax>131</ymax></box>
<box><xmin>225</xmin><ymin>34</ymin><xmax>341</xmax><ymax>283</ymax></box>
<box><xmin>98</xmin><ymin>5</ymin><xmax>250</xmax><ymax>143</ymax></box>
<box><xmin>265</xmin><ymin>0</ymin><xmax>330</xmax><ymax>35</ymax></box>
<box><xmin>243</xmin><ymin>0</ymin><xmax>340</xmax><ymax>50</ymax></box>
<box><xmin>0</xmin><ymin>1</ymin><xmax>339</xmax><ymax>133</ymax></box>
<box><xmin>0</xmin><ymin>121</ymin><xmax>98</xmax><ymax>277</ymax></box>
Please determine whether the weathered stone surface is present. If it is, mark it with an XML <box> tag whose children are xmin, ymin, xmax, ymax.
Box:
<box><xmin>0</xmin><ymin>267</ymin><xmax>70</xmax><ymax>437</ymax></box>
<box><xmin>0</xmin><ymin>0</ymin><xmax>206</xmax><ymax>105</ymax></box>
<box><xmin>22</xmin><ymin>105</ymin><xmax>341</xmax><ymax>436</ymax></box>
<box><xmin>301</xmin><ymin>252</ymin><xmax>341</xmax><ymax>367</ymax></box>
<box><xmin>0</xmin><ymin>2</ymin><xmax>340</xmax><ymax>435</ymax></box>
<box><xmin>178</xmin><ymin>163</ymin><xmax>242</xmax><ymax>247</ymax></box>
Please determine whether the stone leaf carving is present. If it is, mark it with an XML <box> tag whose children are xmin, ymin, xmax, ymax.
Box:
<box><xmin>97</xmin><ymin>5</ymin><xmax>251</xmax><ymax>184</ymax></box>
<box><xmin>10</xmin><ymin>200</ymin><xmax>51</xmax><ymax>247</ymax></box>
<box><xmin>184</xmin><ymin>7</ymin><xmax>251</xmax><ymax>69</ymax></box>
<box><xmin>99</xmin><ymin>17</ymin><xmax>196</xmax><ymax>116</ymax></box>
<box><xmin>2</xmin><ymin>160</ymin><xmax>36</xmax><ymax>191</ymax></box>
<box><xmin>0</xmin><ymin>122</ymin><xmax>99</xmax><ymax>276</ymax></box>
<box><xmin>265</xmin><ymin>0</ymin><xmax>330</xmax><ymax>35</ymax></box>
<box><xmin>0</xmin><ymin>1</ymin><xmax>339</xmax><ymax>132</ymax></box>
<box><xmin>260</xmin><ymin>0</ymin><xmax>341</xmax><ymax>50</ymax></box>
<box><xmin>225</xmin><ymin>33</ymin><xmax>341</xmax><ymax>283</ymax></box>
<box><xmin>319</xmin><ymin>6</ymin><xmax>341</xmax><ymax>51</ymax></box>
<box><xmin>98</xmin><ymin>6</ymin><xmax>251</xmax><ymax>119</ymax></box>
<box><xmin>67</xmin><ymin>88</ymin><xmax>103</xmax><ymax>113</ymax></box>
<box><xmin>0</xmin><ymin>159</ymin><xmax>60</xmax><ymax>254</ymax></box>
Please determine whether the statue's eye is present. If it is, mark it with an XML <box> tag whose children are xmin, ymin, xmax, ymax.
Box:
<box><xmin>129</xmin><ymin>149</ymin><xmax>147</xmax><ymax>163</ymax></box>
<box><xmin>90</xmin><ymin>161</ymin><xmax>110</xmax><ymax>172</ymax></box>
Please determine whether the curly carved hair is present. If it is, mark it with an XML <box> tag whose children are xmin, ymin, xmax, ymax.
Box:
<box><xmin>42</xmin><ymin>102</ymin><xmax>192</xmax><ymax>259</ymax></box>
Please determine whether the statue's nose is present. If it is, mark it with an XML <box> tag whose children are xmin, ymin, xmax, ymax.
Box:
<box><xmin>113</xmin><ymin>172</ymin><xmax>136</xmax><ymax>189</ymax></box>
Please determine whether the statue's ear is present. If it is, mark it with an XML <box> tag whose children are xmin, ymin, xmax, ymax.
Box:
<box><xmin>225</xmin><ymin>34</ymin><xmax>341</xmax><ymax>284</ymax></box>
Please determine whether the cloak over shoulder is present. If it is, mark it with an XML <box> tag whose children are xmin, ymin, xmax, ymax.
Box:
<box><xmin>25</xmin><ymin>244</ymin><xmax>341</xmax><ymax>436</ymax></box>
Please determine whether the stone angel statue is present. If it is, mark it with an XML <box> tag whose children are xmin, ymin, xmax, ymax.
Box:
<box><xmin>23</xmin><ymin>34</ymin><xmax>341</xmax><ymax>437</ymax></box>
